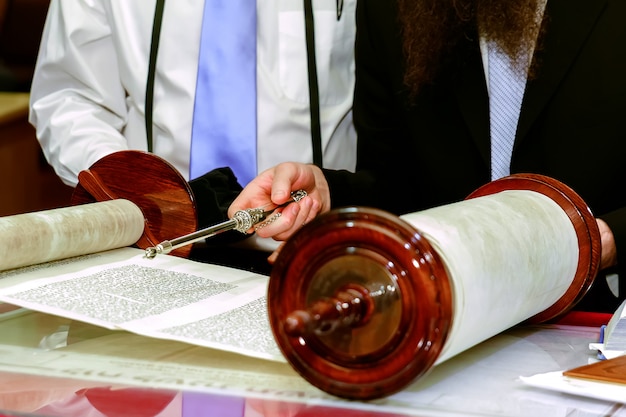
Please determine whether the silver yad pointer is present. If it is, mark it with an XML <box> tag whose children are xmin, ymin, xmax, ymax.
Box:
<box><xmin>144</xmin><ymin>189</ymin><xmax>307</xmax><ymax>258</ymax></box>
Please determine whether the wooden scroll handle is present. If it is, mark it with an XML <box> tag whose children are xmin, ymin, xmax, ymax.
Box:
<box><xmin>71</xmin><ymin>150</ymin><xmax>198</xmax><ymax>258</ymax></box>
<box><xmin>268</xmin><ymin>173</ymin><xmax>600</xmax><ymax>400</ymax></box>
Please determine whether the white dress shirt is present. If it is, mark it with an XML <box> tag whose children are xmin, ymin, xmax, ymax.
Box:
<box><xmin>29</xmin><ymin>0</ymin><xmax>357</xmax><ymax>187</ymax></box>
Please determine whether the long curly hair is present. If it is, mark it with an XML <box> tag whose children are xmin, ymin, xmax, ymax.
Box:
<box><xmin>397</xmin><ymin>0</ymin><xmax>547</xmax><ymax>98</ymax></box>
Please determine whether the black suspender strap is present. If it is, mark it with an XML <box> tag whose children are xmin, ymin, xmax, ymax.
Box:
<box><xmin>303</xmin><ymin>0</ymin><xmax>323</xmax><ymax>168</ymax></box>
<box><xmin>145</xmin><ymin>0</ymin><xmax>166</xmax><ymax>153</ymax></box>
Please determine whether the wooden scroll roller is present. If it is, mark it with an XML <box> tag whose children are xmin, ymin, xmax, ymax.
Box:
<box><xmin>268</xmin><ymin>173</ymin><xmax>601</xmax><ymax>400</ymax></box>
<box><xmin>71</xmin><ymin>150</ymin><xmax>198</xmax><ymax>258</ymax></box>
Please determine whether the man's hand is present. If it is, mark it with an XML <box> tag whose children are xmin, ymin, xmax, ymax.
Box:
<box><xmin>597</xmin><ymin>218</ymin><xmax>617</xmax><ymax>270</ymax></box>
<box><xmin>228</xmin><ymin>162</ymin><xmax>331</xmax><ymax>242</ymax></box>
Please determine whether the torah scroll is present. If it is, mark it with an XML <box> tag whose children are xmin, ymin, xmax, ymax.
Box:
<box><xmin>268</xmin><ymin>174</ymin><xmax>601</xmax><ymax>400</ymax></box>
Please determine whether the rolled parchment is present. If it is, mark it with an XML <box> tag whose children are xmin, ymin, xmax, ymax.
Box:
<box><xmin>0</xmin><ymin>199</ymin><xmax>145</xmax><ymax>271</ymax></box>
<box><xmin>401</xmin><ymin>189</ymin><xmax>579</xmax><ymax>363</ymax></box>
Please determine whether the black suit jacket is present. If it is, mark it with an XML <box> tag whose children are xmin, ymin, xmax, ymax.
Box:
<box><xmin>325</xmin><ymin>0</ymin><xmax>626</xmax><ymax>311</ymax></box>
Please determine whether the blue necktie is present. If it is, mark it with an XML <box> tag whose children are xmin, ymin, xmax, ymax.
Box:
<box><xmin>190</xmin><ymin>0</ymin><xmax>257</xmax><ymax>185</ymax></box>
<box><xmin>489</xmin><ymin>44</ymin><xmax>526</xmax><ymax>180</ymax></box>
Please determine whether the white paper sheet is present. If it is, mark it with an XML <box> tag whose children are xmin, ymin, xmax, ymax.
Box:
<box><xmin>0</xmin><ymin>247</ymin><xmax>283</xmax><ymax>361</ymax></box>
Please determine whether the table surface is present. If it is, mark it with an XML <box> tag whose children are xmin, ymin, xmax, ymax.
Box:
<box><xmin>0</xmin><ymin>306</ymin><xmax>623</xmax><ymax>417</ymax></box>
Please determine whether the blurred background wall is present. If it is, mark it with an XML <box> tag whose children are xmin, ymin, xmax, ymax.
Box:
<box><xmin>1</xmin><ymin>0</ymin><xmax>50</xmax><ymax>92</ymax></box>
<box><xmin>0</xmin><ymin>0</ymin><xmax>74</xmax><ymax>216</ymax></box>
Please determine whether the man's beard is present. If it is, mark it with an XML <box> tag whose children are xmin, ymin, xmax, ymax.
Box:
<box><xmin>397</xmin><ymin>0</ymin><xmax>546</xmax><ymax>98</ymax></box>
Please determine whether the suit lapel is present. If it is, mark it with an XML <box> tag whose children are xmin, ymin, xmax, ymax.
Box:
<box><xmin>456</xmin><ymin>43</ymin><xmax>491</xmax><ymax>167</ymax></box>
<box><xmin>456</xmin><ymin>0</ymin><xmax>607</xmax><ymax>166</ymax></box>
<box><xmin>516</xmin><ymin>0</ymin><xmax>607</xmax><ymax>142</ymax></box>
